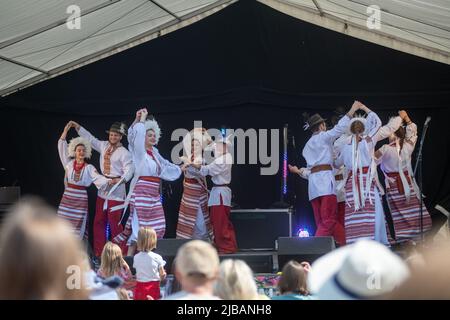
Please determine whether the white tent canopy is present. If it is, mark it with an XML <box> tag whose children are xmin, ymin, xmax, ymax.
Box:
<box><xmin>0</xmin><ymin>0</ymin><xmax>235</xmax><ymax>96</ymax></box>
<box><xmin>260</xmin><ymin>0</ymin><xmax>450</xmax><ymax>64</ymax></box>
<box><xmin>1</xmin><ymin>0</ymin><xmax>449</xmax><ymax>97</ymax></box>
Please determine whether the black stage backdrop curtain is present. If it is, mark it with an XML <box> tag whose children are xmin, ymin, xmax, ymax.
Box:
<box><xmin>1</xmin><ymin>0</ymin><xmax>450</xmax><ymax>240</ymax></box>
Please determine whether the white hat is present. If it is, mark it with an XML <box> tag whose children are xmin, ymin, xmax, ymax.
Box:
<box><xmin>68</xmin><ymin>137</ymin><xmax>92</xmax><ymax>159</ymax></box>
<box><xmin>308</xmin><ymin>240</ymin><xmax>410</xmax><ymax>300</ymax></box>
<box><xmin>144</xmin><ymin>119</ymin><xmax>161</xmax><ymax>144</ymax></box>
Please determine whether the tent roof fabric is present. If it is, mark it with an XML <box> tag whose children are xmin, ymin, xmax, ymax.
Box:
<box><xmin>1</xmin><ymin>0</ymin><xmax>449</xmax><ymax>97</ymax></box>
<box><xmin>260</xmin><ymin>0</ymin><xmax>450</xmax><ymax>64</ymax></box>
<box><xmin>0</xmin><ymin>0</ymin><xmax>235</xmax><ymax>96</ymax></box>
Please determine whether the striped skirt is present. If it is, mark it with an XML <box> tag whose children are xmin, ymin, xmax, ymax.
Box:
<box><xmin>114</xmin><ymin>177</ymin><xmax>165</xmax><ymax>245</ymax></box>
<box><xmin>344</xmin><ymin>173</ymin><xmax>378</xmax><ymax>244</ymax></box>
<box><xmin>57</xmin><ymin>184</ymin><xmax>88</xmax><ymax>239</ymax></box>
<box><xmin>386</xmin><ymin>172</ymin><xmax>432</xmax><ymax>243</ymax></box>
<box><xmin>176</xmin><ymin>178</ymin><xmax>213</xmax><ymax>240</ymax></box>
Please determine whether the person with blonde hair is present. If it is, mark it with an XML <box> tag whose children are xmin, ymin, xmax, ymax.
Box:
<box><xmin>0</xmin><ymin>198</ymin><xmax>89</xmax><ymax>299</ymax></box>
<box><xmin>165</xmin><ymin>240</ymin><xmax>220</xmax><ymax>300</ymax></box>
<box><xmin>133</xmin><ymin>227</ymin><xmax>166</xmax><ymax>300</ymax></box>
<box><xmin>98</xmin><ymin>242</ymin><xmax>132</xmax><ymax>282</ymax></box>
<box><xmin>214</xmin><ymin>259</ymin><xmax>263</xmax><ymax>300</ymax></box>
<box><xmin>273</xmin><ymin>261</ymin><xmax>313</xmax><ymax>300</ymax></box>
<box><xmin>57</xmin><ymin>122</ymin><xmax>110</xmax><ymax>239</ymax></box>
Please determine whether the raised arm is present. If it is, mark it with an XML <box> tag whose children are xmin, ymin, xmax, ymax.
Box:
<box><xmin>404</xmin><ymin>113</ymin><xmax>418</xmax><ymax>147</ymax></box>
<box><xmin>323</xmin><ymin>101</ymin><xmax>360</xmax><ymax>142</ymax></box>
<box><xmin>371</xmin><ymin>110</ymin><xmax>407</xmax><ymax>143</ymax></box>
<box><xmin>364</xmin><ymin>111</ymin><xmax>382</xmax><ymax>139</ymax></box>
<box><xmin>402</xmin><ymin>115</ymin><xmax>418</xmax><ymax>157</ymax></box>
<box><xmin>128</xmin><ymin>108</ymin><xmax>147</xmax><ymax>163</ymax></box>
<box><xmin>58</xmin><ymin>122</ymin><xmax>72</xmax><ymax>167</ymax></box>
<box><xmin>73</xmin><ymin>122</ymin><xmax>104</xmax><ymax>152</ymax></box>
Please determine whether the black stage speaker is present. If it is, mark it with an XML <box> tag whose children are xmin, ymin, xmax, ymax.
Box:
<box><xmin>230</xmin><ymin>209</ymin><xmax>292</xmax><ymax>250</ymax></box>
<box><xmin>277</xmin><ymin>237</ymin><xmax>335</xmax><ymax>270</ymax></box>
<box><xmin>154</xmin><ymin>239</ymin><xmax>193</xmax><ymax>274</ymax></box>
<box><xmin>219</xmin><ymin>253</ymin><xmax>274</xmax><ymax>273</ymax></box>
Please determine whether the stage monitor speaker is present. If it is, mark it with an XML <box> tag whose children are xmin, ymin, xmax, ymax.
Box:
<box><xmin>154</xmin><ymin>239</ymin><xmax>193</xmax><ymax>274</ymax></box>
<box><xmin>230</xmin><ymin>209</ymin><xmax>292</xmax><ymax>250</ymax></box>
<box><xmin>277</xmin><ymin>237</ymin><xmax>335</xmax><ymax>270</ymax></box>
<box><xmin>219</xmin><ymin>253</ymin><xmax>274</xmax><ymax>273</ymax></box>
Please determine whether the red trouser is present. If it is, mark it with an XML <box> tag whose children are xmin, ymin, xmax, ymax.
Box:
<box><xmin>209</xmin><ymin>196</ymin><xmax>238</xmax><ymax>254</ymax></box>
<box><xmin>134</xmin><ymin>281</ymin><xmax>161</xmax><ymax>300</ymax></box>
<box><xmin>311</xmin><ymin>195</ymin><xmax>345</xmax><ymax>245</ymax></box>
<box><xmin>93</xmin><ymin>197</ymin><xmax>126</xmax><ymax>257</ymax></box>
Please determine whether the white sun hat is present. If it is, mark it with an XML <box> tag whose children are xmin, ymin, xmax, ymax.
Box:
<box><xmin>308</xmin><ymin>240</ymin><xmax>410</xmax><ymax>300</ymax></box>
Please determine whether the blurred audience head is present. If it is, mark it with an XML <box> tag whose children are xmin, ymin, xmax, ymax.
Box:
<box><xmin>99</xmin><ymin>242</ymin><xmax>127</xmax><ymax>278</ymax></box>
<box><xmin>278</xmin><ymin>261</ymin><xmax>310</xmax><ymax>296</ymax></box>
<box><xmin>175</xmin><ymin>240</ymin><xmax>219</xmax><ymax>293</ymax></box>
<box><xmin>386</xmin><ymin>242</ymin><xmax>450</xmax><ymax>299</ymax></box>
<box><xmin>214</xmin><ymin>259</ymin><xmax>259</xmax><ymax>300</ymax></box>
<box><xmin>0</xmin><ymin>197</ymin><xmax>89</xmax><ymax>299</ymax></box>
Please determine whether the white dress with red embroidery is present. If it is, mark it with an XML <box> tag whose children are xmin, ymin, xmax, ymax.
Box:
<box><xmin>57</xmin><ymin>139</ymin><xmax>109</xmax><ymax>239</ymax></box>
<box><xmin>113</xmin><ymin>122</ymin><xmax>181</xmax><ymax>245</ymax></box>
<box><xmin>376</xmin><ymin>122</ymin><xmax>432</xmax><ymax>243</ymax></box>
<box><xmin>335</xmin><ymin>114</ymin><xmax>403</xmax><ymax>245</ymax></box>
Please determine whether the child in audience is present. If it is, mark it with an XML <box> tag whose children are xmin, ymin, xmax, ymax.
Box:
<box><xmin>98</xmin><ymin>242</ymin><xmax>132</xmax><ymax>282</ymax></box>
<box><xmin>133</xmin><ymin>227</ymin><xmax>166</xmax><ymax>300</ymax></box>
<box><xmin>272</xmin><ymin>260</ymin><xmax>314</xmax><ymax>300</ymax></box>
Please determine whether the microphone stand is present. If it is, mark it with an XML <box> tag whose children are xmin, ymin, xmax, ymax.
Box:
<box><xmin>413</xmin><ymin>118</ymin><xmax>431</xmax><ymax>243</ymax></box>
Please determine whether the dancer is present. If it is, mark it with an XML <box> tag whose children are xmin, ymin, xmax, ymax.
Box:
<box><xmin>57</xmin><ymin>122</ymin><xmax>110</xmax><ymax>239</ymax></box>
<box><xmin>190</xmin><ymin>135</ymin><xmax>238</xmax><ymax>254</ymax></box>
<box><xmin>70</xmin><ymin>121</ymin><xmax>133</xmax><ymax>257</ymax></box>
<box><xmin>113</xmin><ymin>108</ymin><xmax>181</xmax><ymax>256</ymax></box>
<box><xmin>335</xmin><ymin>104</ymin><xmax>403</xmax><ymax>244</ymax></box>
<box><xmin>375</xmin><ymin>110</ymin><xmax>432</xmax><ymax>243</ymax></box>
<box><xmin>177</xmin><ymin>128</ymin><xmax>214</xmax><ymax>240</ymax></box>
<box><xmin>289</xmin><ymin>101</ymin><xmax>360</xmax><ymax>246</ymax></box>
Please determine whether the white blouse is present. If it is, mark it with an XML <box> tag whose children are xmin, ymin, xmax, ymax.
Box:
<box><xmin>335</xmin><ymin>114</ymin><xmax>403</xmax><ymax>170</ymax></box>
<box><xmin>301</xmin><ymin>115</ymin><xmax>350</xmax><ymax>200</ymax></box>
<box><xmin>199</xmin><ymin>153</ymin><xmax>232</xmax><ymax>206</ymax></box>
<box><xmin>377</xmin><ymin>122</ymin><xmax>417</xmax><ymax>173</ymax></box>
<box><xmin>77</xmin><ymin>126</ymin><xmax>134</xmax><ymax>200</ymax></box>
<box><xmin>128</xmin><ymin>122</ymin><xmax>181</xmax><ymax>181</ymax></box>
<box><xmin>58</xmin><ymin>139</ymin><xmax>109</xmax><ymax>189</ymax></box>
